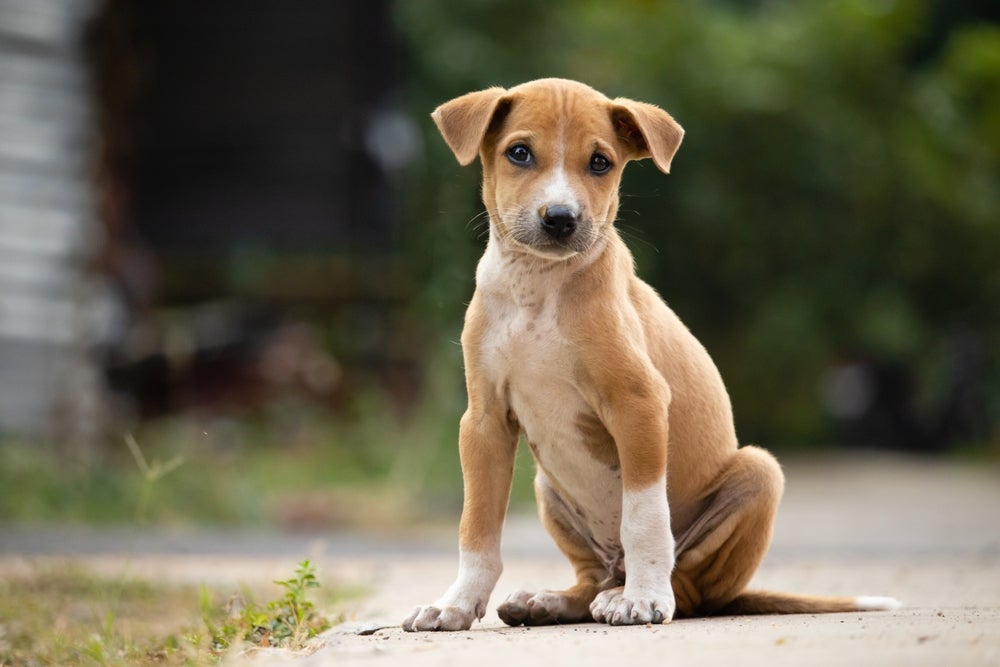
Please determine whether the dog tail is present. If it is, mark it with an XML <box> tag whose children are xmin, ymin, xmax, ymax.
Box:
<box><xmin>713</xmin><ymin>590</ymin><xmax>902</xmax><ymax>616</ymax></box>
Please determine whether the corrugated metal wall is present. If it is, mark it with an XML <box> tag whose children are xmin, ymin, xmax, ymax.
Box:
<box><xmin>0</xmin><ymin>0</ymin><xmax>104</xmax><ymax>440</ymax></box>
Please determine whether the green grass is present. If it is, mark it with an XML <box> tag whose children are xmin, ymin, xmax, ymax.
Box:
<box><xmin>0</xmin><ymin>560</ymin><xmax>353</xmax><ymax>666</ymax></box>
<box><xmin>1</xmin><ymin>400</ymin><xmax>375</xmax><ymax>666</ymax></box>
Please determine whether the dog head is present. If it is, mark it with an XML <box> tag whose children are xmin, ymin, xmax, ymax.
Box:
<box><xmin>432</xmin><ymin>78</ymin><xmax>684</xmax><ymax>260</ymax></box>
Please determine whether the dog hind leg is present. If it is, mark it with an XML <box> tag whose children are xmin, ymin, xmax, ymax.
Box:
<box><xmin>671</xmin><ymin>445</ymin><xmax>784</xmax><ymax>617</ymax></box>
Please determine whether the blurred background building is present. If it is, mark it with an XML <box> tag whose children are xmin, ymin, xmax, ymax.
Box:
<box><xmin>85</xmin><ymin>0</ymin><xmax>420</xmax><ymax>425</ymax></box>
<box><xmin>0</xmin><ymin>0</ymin><xmax>998</xmax><ymax>456</ymax></box>
<box><xmin>2</xmin><ymin>0</ymin><xmax>420</xmax><ymax>448</ymax></box>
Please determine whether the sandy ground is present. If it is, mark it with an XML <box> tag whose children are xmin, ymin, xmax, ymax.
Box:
<box><xmin>3</xmin><ymin>452</ymin><xmax>999</xmax><ymax>665</ymax></box>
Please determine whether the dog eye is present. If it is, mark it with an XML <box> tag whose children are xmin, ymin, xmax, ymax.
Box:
<box><xmin>589</xmin><ymin>153</ymin><xmax>612</xmax><ymax>174</ymax></box>
<box><xmin>506</xmin><ymin>144</ymin><xmax>533</xmax><ymax>166</ymax></box>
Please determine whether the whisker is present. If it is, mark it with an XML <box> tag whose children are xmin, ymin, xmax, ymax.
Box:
<box><xmin>615</xmin><ymin>221</ymin><xmax>660</xmax><ymax>255</ymax></box>
<box><xmin>465</xmin><ymin>209</ymin><xmax>491</xmax><ymax>234</ymax></box>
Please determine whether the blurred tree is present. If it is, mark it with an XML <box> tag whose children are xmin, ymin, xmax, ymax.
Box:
<box><xmin>395</xmin><ymin>0</ymin><xmax>1000</xmax><ymax>449</ymax></box>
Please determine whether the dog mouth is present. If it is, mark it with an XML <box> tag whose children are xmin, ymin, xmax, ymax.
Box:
<box><xmin>503</xmin><ymin>212</ymin><xmax>596</xmax><ymax>259</ymax></box>
<box><xmin>513</xmin><ymin>235</ymin><xmax>585</xmax><ymax>258</ymax></box>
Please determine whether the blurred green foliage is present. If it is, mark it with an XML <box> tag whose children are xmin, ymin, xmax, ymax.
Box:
<box><xmin>396</xmin><ymin>0</ymin><xmax>1000</xmax><ymax>446</ymax></box>
<box><xmin>4</xmin><ymin>2</ymin><xmax>997</xmax><ymax>530</ymax></box>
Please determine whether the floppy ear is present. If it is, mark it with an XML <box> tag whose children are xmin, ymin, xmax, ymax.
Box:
<box><xmin>610</xmin><ymin>98</ymin><xmax>684</xmax><ymax>174</ymax></box>
<box><xmin>431</xmin><ymin>86</ymin><xmax>509</xmax><ymax>166</ymax></box>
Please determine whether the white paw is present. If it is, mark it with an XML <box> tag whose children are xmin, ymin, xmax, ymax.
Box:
<box><xmin>403</xmin><ymin>550</ymin><xmax>501</xmax><ymax>631</ymax></box>
<box><xmin>401</xmin><ymin>602</ymin><xmax>481</xmax><ymax>632</ymax></box>
<box><xmin>589</xmin><ymin>586</ymin><xmax>675</xmax><ymax>625</ymax></box>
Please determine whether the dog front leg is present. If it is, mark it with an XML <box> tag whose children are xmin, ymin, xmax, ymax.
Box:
<box><xmin>591</xmin><ymin>473</ymin><xmax>676</xmax><ymax>624</ymax></box>
<box><xmin>589</xmin><ymin>390</ymin><xmax>676</xmax><ymax>625</ymax></box>
<box><xmin>403</xmin><ymin>408</ymin><xmax>518</xmax><ymax>631</ymax></box>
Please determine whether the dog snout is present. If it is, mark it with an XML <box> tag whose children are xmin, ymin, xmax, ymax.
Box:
<box><xmin>540</xmin><ymin>205</ymin><xmax>579</xmax><ymax>239</ymax></box>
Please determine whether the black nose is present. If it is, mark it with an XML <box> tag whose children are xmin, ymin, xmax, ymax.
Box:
<box><xmin>541</xmin><ymin>205</ymin><xmax>578</xmax><ymax>239</ymax></box>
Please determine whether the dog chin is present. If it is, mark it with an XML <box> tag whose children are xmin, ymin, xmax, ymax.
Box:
<box><xmin>521</xmin><ymin>242</ymin><xmax>581</xmax><ymax>260</ymax></box>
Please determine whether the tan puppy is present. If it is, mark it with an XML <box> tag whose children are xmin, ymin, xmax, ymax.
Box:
<box><xmin>403</xmin><ymin>78</ymin><xmax>899</xmax><ymax>631</ymax></box>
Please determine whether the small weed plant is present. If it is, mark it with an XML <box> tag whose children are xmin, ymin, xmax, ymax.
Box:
<box><xmin>206</xmin><ymin>560</ymin><xmax>333</xmax><ymax>654</ymax></box>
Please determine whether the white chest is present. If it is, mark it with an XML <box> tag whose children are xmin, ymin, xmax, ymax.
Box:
<box><xmin>484</xmin><ymin>293</ymin><xmax>581</xmax><ymax>445</ymax></box>
<box><xmin>476</xmin><ymin>248</ymin><xmax>584</xmax><ymax>449</ymax></box>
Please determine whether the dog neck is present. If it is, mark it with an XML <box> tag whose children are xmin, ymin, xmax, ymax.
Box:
<box><xmin>476</xmin><ymin>222</ymin><xmax>625</xmax><ymax>309</ymax></box>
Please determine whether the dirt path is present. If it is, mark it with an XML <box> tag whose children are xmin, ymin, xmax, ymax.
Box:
<box><xmin>3</xmin><ymin>453</ymin><xmax>999</xmax><ymax>665</ymax></box>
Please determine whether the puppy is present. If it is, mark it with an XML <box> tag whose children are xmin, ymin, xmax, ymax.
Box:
<box><xmin>403</xmin><ymin>78</ymin><xmax>898</xmax><ymax>631</ymax></box>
